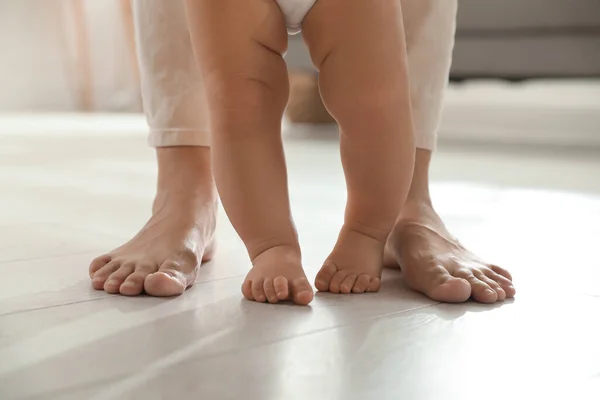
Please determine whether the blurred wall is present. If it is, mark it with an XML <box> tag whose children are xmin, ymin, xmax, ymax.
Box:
<box><xmin>287</xmin><ymin>0</ymin><xmax>600</xmax><ymax>78</ymax></box>
<box><xmin>452</xmin><ymin>0</ymin><xmax>600</xmax><ymax>78</ymax></box>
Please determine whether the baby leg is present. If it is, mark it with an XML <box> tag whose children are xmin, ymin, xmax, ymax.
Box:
<box><xmin>185</xmin><ymin>0</ymin><xmax>313</xmax><ymax>305</ymax></box>
<box><xmin>304</xmin><ymin>0</ymin><xmax>416</xmax><ymax>293</ymax></box>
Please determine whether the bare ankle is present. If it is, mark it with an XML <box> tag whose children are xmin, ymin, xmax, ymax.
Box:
<box><xmin>342</xmin><ymin>220</ymin><xmax>392</xmax><ymax>245</ymax></box>
<box><xmin>156</xmin><ymin>147</ymin><xmax>214</xmax><ymax>189</ymax></box>
<box><xmin>248</xmin><ymin>241</ymin><xmax>301</xmax><ymax>265</ymax></box>
<box><xmin>405</xmin><ymin>189</ymin><xmax>433</xmax><ymax>209</ymax></box>
<box><xmin>406</xmin><ymin>148</ymin><xmax>433</xmax><ymax>206</ymax></box>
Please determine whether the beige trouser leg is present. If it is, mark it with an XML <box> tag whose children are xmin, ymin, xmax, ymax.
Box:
<box><xmin>133</xmin><ymin>0</ymin><xmax>210</xmax><ymax>147</ymax></box>
<box><xmin>133</xmin><ymin>0</ymin><xmax>458</xmax><ymax>150</ymax></box>
<box><xmin>402</xmin><ymin>0</ymin><xmax>458</xmax><ymax>150</ymax></box>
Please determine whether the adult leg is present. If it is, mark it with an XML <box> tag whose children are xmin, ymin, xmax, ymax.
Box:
<box><xmin>384</xmin><ymin>0</ymin><xmax>515</xmax><ymax>303</ymax></box>
<box><xmin>185</xmin><ymin>0</ymin><xmax>313</xmax><ymax>305</ymax></box>
<box><xmin>89</xmin><ymin>0</ymin><xmax>217</xmax><ymax>296</ymax></box>
<box><xmin>306</xmin><ymin>0</ymin><xmax>415</xmax><ymax>294</ymax></box>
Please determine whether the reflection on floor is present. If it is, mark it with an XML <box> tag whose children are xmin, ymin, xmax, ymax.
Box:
<box><xmin>1</xmin><ymin>115</ymin><xmax>599</xmax><ymax>400</ymax></box>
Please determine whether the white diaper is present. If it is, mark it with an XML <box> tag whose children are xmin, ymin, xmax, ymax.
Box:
<box><xmin>276</xmin><ymin>0</ymin><xmax>318</xmax><ymax>34</ymax></box>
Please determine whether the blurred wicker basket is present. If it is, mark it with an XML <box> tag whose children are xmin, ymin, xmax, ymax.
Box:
<box><xmin>285</xmin><ymin>71</ymin><xmax>335</xmax><ymax>124</ymax></box>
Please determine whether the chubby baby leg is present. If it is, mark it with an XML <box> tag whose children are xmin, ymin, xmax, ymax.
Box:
<box><xmin>303</xmin><ymin>0</ymin><xmax>416</xmax><ymax>293</ymax></box>
<box><xmin>185</xmin><ymin>0</ymin><xmax>313</xmax><ymax>305</ymax></box>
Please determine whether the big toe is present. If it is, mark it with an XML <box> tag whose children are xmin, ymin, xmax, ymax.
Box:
<box><xmin>315</xmin><ymin>262</ymin><xmax>337</xmax><ymax>292</ymax></box>
<box><xmin>404</xmin><ymin>264</ymin><xmax>471</xmax><ymax>303</ymax></box>
<box><xmin>428</xmin><ymin>278</ymin><xmax>471</xmax><ymax>303</ymax></box>
<box><xmin>145</xmin><ymin>256</ymin><xmax>197</xmax><ymax>297</ymax></box>
<box><xmin>144</xmin><ymin>271</ymin><xmax>187</xmax><ymax>297</ymax></box>
<box><xmin>144</xmin><ymin>261</ymin><xmax>190</xmax><ymax>296</ymax></box>
<box><xmin>290</xmin><ymin>277</ymin><xmax>314</xmax><ymax>305</ymax></box>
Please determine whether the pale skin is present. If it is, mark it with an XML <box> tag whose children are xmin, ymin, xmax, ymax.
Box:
<box><xmin>89</xmin><ymin>0</ymin><xmax>515</xmax><ymax>304</ymax></box>
<box><xmin>89</xmin><ymin>147</ymin><xmax>217</xmax><ymax>296</ymax></box>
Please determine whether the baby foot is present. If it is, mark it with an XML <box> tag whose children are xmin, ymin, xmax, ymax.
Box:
<box><xmin>383</xmin><ymin>201</ymin><xmax>516</xmax><ymax>303</ymax></box>
<box><xmin>315</xmin><ymin>226</ymin><xmax>384</xmax><ymax>294</ymax></box>
<box><xmin>88</xmin><ymin>147</ymin><xmax>217</xmax><ymax>297</ymax></box>
<box><xmin>242</xmin><ymin>245</ymin><xmax>313</xmax><ymax>305</ymax></box>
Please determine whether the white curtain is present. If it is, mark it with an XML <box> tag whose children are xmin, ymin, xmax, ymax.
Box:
<box><xmin>0</xmin><ymin>0</ymin><xmax>139</xmax><ymax>112</ymax></box>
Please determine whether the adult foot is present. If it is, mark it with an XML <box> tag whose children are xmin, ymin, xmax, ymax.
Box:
<box><xmin>315</xmin><ymin>225</ymin><xmax>383</xmax><ymax>294</ymax></box>
<box><xmin>89</xmin><ymin>147</ymin><xmax>217</xmax><ymax>297</ymax></box>
<box><xmin>242</xmin><ymin>245</ymin><xmax>313</xmax><ymax>305</ymax></box>
<box><xmin>383</xmin><ymin>201</ymin><xmax>515</xmax><ymax>303</ymax></box>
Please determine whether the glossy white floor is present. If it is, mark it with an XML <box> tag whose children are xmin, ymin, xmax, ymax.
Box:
<box><xmin>1</xmin><ymin>115</ymin><xmax>599</xmax><ymax>400</ymax></box>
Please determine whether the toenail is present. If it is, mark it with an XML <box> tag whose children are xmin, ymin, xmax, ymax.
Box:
<box><xmin>484</xmin><ymin>289</ymin><xmax>495</xmax><ymax>296</ymax></box>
